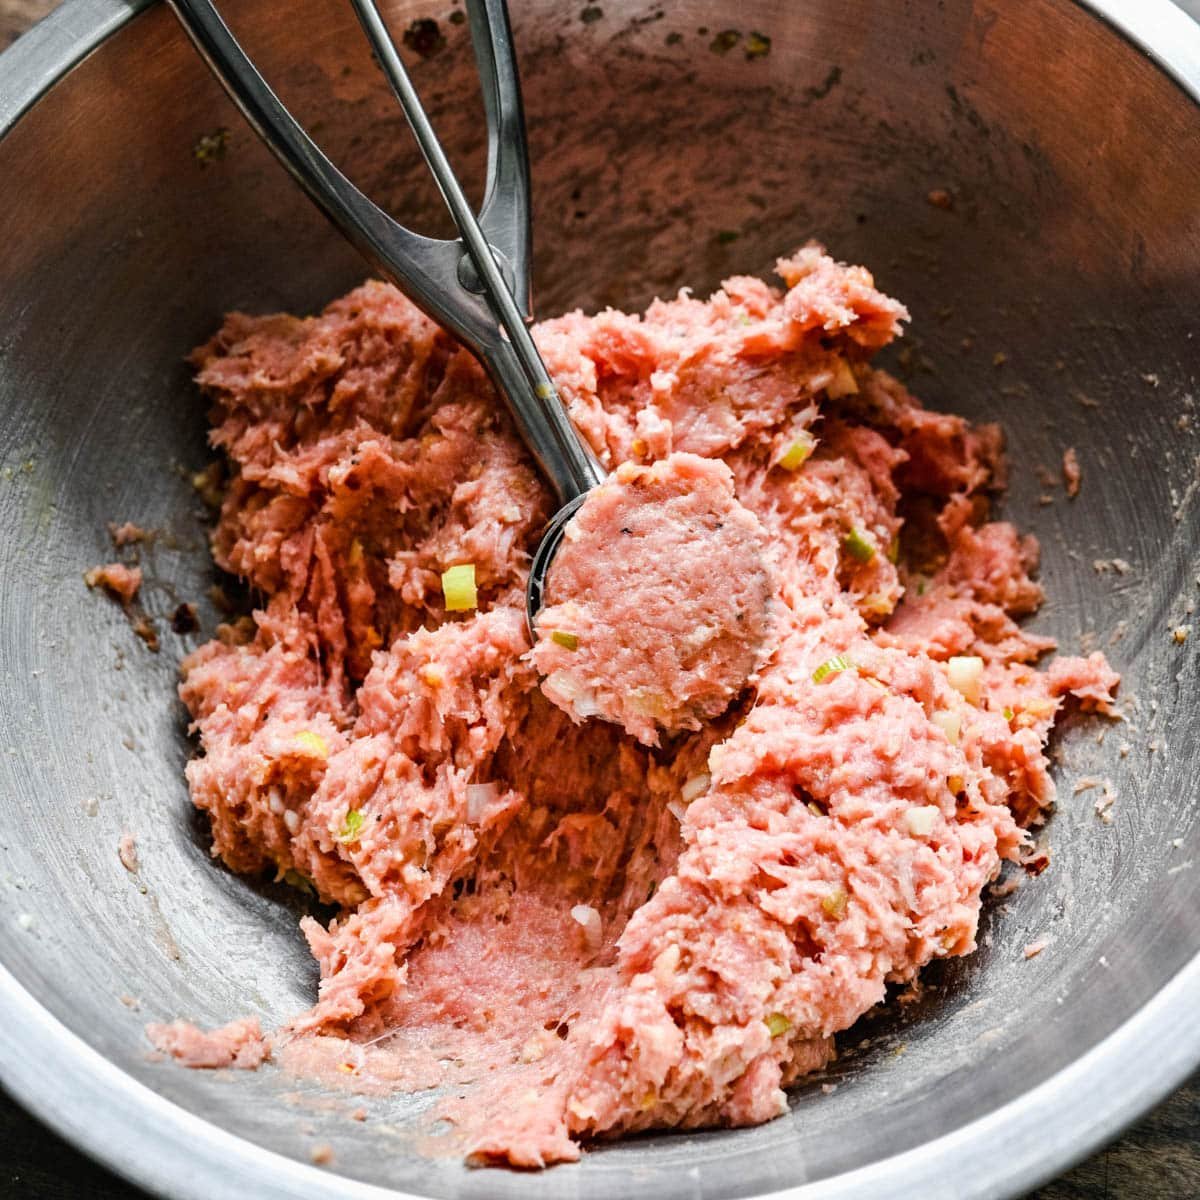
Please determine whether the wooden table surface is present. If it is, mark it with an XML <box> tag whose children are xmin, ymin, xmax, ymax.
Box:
<box><xmin>2</xmin><ymin>1</ymin><xmax>1198</xmax><ymax>1196</ymax></box>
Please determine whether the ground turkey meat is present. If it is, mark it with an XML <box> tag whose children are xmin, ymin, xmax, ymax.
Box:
<box><xmin>169</xmin><ymin>244</ymin><xmax>1118</xmax><ymax>1166</ymax></box>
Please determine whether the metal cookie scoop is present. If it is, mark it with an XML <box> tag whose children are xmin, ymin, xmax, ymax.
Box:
<box><xmin>169</xmin><ymin>0</ymin><xmax>604</xmax><ymax>631</ymax></box>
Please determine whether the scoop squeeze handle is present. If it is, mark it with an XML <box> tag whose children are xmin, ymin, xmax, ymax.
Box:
<box><xmin>169</xmin><ymin>0</ymin><xmax>604</xmax><ymax>505</ymax></box>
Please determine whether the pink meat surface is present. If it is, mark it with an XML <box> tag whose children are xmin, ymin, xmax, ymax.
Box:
<box><xmin>146</xmin><ymin>1017</ymin><xmax>270</xmax><ymax>1069</ymax></box>
<box><xmin>531</xmin><ymin>453</ymin><xmax>773</xmax><ymax>744</ymax></box>
<box><xmin>171</xmin><ymin>244</ymin><xmax>1118</xmax><ymax>1166</ymax></box>
<box><xmin>84</xmin><ymin>561</ymin><xmax>142</xmax><ymax>604</ymax></box>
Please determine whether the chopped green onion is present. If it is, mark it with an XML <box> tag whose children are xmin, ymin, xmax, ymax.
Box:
<box><xmin>550</xmin><ymin>630</ymin><xmax>579</xmax><ymax>651</ymax></box>
<box><xmin>844</xmin><ymin>527</ymin><xmax>877</xmax><ymax>564</ymax></box>
<box><xmin>778</xmin><ymin>431</ymin><xmax>816</xmax><ymax>471</ymax></box>
<box><xmin>765</xmin><ymin>1012</ymin><xmax>792</xmax><ymax>1038</ymax></box>
<box><xmin>887</xmin><ymin>536</ymin><xmax>900</xmax><ymax>564</ymax></box>
<box><xmin>293</xmin><ymin>730</ymin><xmax>329</xmax><ymax>759</ymax></box>
<box><xmin>441</xmin><ymin>563</ymin><xmax>477</xmax><ymax>612</ymax></box>
<box><xmin>338</xmin><ymin>809</ymin><xmax>364</xmax><ymax>844</ymax></box>
<box><xmin>812</xmin><ymin>654</ymin><xmax>853</xmax><ymax>684</ymax></box>
<box><xmin>1002</xmin><ymin>706</ymin><xmax>1015</xmax><ymax>721</ymax></box>
<box><xmin>821</xmin><ymin>886</ymin><xmax>848</xmax><ymax>919</ymax></box>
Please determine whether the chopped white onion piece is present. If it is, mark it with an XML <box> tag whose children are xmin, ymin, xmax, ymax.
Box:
<box><xmin>544</xmin><ymin>670</ymin><xmax>600</xmax><ymax>719</ymax></box>
<box><xmin>931</xmin><ymin>710</ymin><xmax>961</xmax><ymax>746</ymax></box>
<box><xmin>466</xmin><ymin>782</ymin><xmax>498</xmax><ymax>823</ymax></box>
<box><xmin>680</xmin><ymin>772</ymin><xmax>711</xmax><ymax>803</ymax></box>
<box><xmin>905</xmin><ymin>806</ymin><xmax>939</xmax><ymax>837</ymax></box>
<box><xmin>947</xmin><ymin>655</ymin><xmax>984</xmax><ymax>705</ymax></box>
<box><xmin>667</xmin><ymin>800</ymin><xmax>687</xmax><ymax>823</ymax></box>
<box><xmin>570</xmin><ymin>903</ymin><xmax>602</xmax><ymax>951</ymax></box>
<box><xmin>267</xmin><ymin>787</ymin><xmax>285</xmax><ymax>815</ymax></box>
<box><xmin>283</xmin><ymin>808</ymin><xmax>300</xmax><ymax>835</ymax></box>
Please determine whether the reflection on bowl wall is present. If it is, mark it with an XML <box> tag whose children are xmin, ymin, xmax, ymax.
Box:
<box><xmin>0</xmin><ymin>1</ymin><xmax>1198</xmax><ymax>1198</ymax></box>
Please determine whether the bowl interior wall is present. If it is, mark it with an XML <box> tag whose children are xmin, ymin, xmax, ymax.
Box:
<box><xmin>0</xmin><ymin>1</ymin><xmax>1198</xmax><ymax>1197</ymax></box>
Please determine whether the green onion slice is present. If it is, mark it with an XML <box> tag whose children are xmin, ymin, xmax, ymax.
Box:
<box><xmin>338</xmin><ymin>809</ymin><xmax>364</xmax><ymax>844</ymax></box>
<box><xmin>765</xmin><ymin>1012</ymin><xmax>792</xmax><ymax>1038</ymax></box>
<box><xmin>778</xmin><ymin>431</ymin><xmax>816</xmax><ymax>470</ymax></box>
<box><xmin>812</xmin><ymin>654</ymin><xmax>853</xmax><ymax>684</ymax></box>
<box><xmin>441</xmin><ymin>563</ymin><xmax>477</xmax><ymax>612</ymax></box>
<box><xmin>844</xmin><ymin>527</ymin><xmax>877</xmax><ymax>563</ymax></box>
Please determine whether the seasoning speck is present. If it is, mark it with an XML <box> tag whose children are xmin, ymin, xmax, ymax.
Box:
<box><xmin>311</xmin><ymin>1143</ymin><xmax>335</xmax><ymax>1166</ymax></box>
<box><xmin>193</xmin><ymin>128</ymin><xmax>229</xmax><ymax>167</ymax></box>
<box><xmin>927</xmin><ymin>188</ymin><xmax>954</xmax><ymax>210</ymax></box>
<box><xmin>581</xmin><ymin>5</ymin><xmax>603</xmax><ymax>23</ymax></box>
<box><xmin>132</xmin><ymin>615</ymin><xmax>160</xmax><ymax>653</ymax></box>
<box><xmin>403</xmin><ymin>17</ymin><xmax>445</xmax><ymax>57</ymax></box>
<box><xmin>709</xmin><ymin>29</ymin><xmax>741</xmax><ymax>55</ymax></box>
<box><xmin>745</xmin><ymin>31</ymin><xmax>771</xmax><ymax>59</ymax></box>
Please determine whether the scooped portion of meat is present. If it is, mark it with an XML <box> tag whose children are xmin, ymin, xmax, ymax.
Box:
<box><xmin>532</xmin><ymin>452</ymin><xmax>774</xmax><ymax>745</ymax></box>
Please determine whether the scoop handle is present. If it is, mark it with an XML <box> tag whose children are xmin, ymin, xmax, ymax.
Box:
<box><xmin>348</xmin><ymin>0</ymin><xmax>604</xmax><ymax>503</ymax></box>
<box><xmin>170</xmin><ymin>0</ymin><xmax>604</xmax><ymax>504</ymax></box>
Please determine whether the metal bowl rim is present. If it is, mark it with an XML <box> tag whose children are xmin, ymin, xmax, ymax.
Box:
<box><xmin>1</xmin><ymin>1</ymin><xmax>1198</xmax><ymax>1197</ymax></box>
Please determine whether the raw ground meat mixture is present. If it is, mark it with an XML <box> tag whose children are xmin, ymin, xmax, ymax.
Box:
<box><xmin>167</xmin><ymin>244</ymin><xmax>1118</xmax><ymax>1166</ymax></box>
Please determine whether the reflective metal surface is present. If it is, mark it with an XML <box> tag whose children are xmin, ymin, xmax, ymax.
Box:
<box><xmin>0</xmin><ymin>2</ymin><xmax>1198</xmax><ymax>1198</ymax></box>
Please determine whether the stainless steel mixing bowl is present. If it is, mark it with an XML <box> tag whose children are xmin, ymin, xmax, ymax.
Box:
<box><xmin>1</xmin><ymin>1</ymin><xmax>1198</xmax><ymax>1197</ymax></box>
